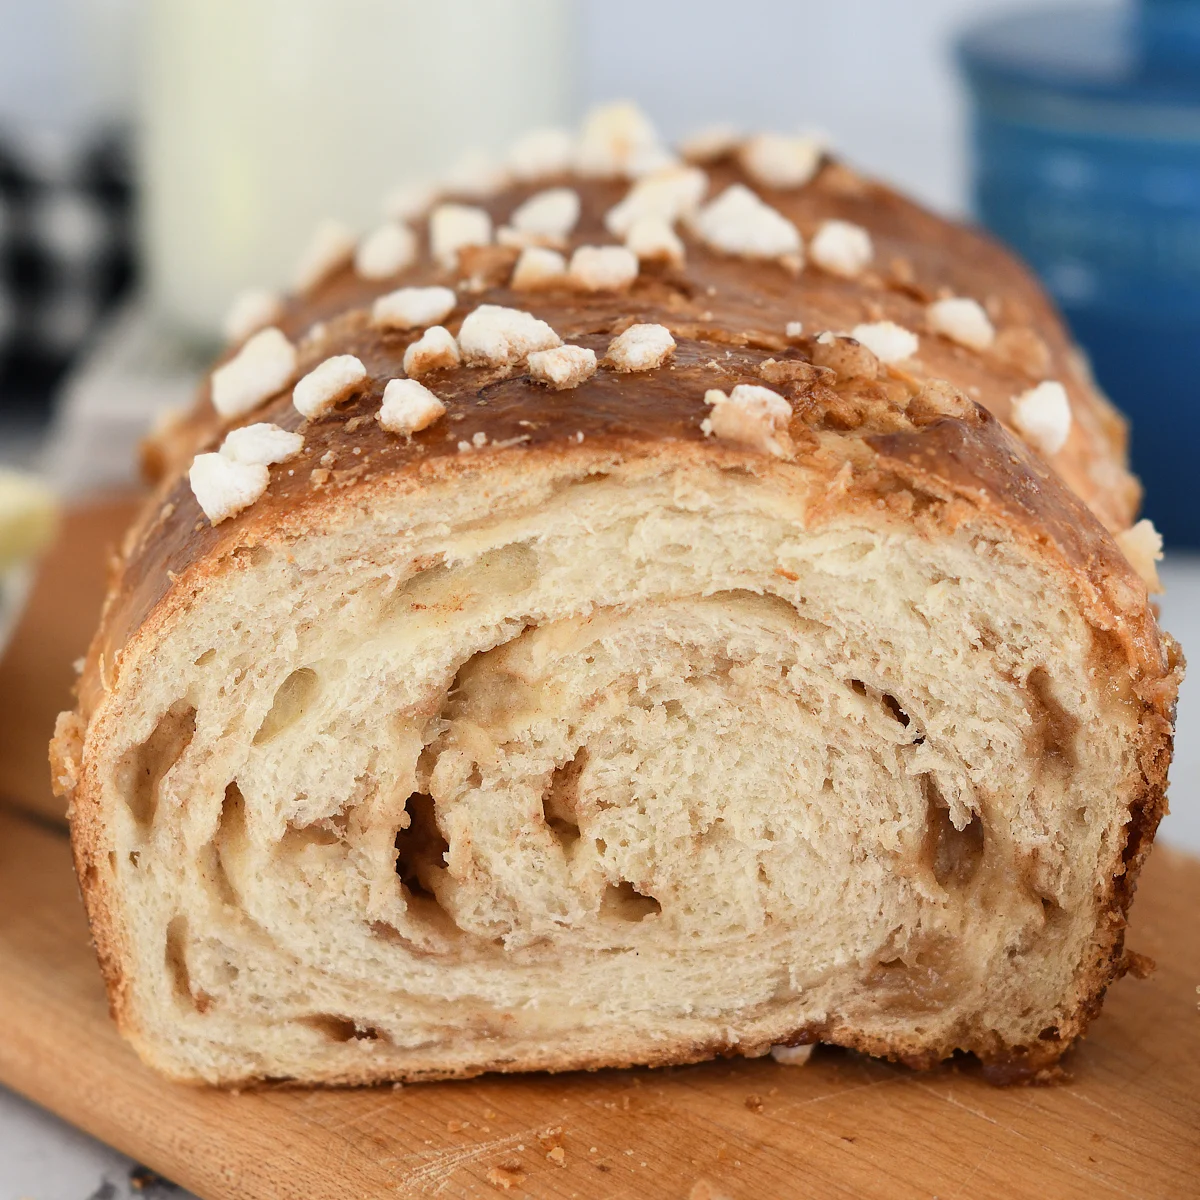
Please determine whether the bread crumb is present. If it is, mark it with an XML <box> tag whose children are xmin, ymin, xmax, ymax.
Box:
<box><xmin>378</xmin><ymin>378</ymin><xmax>446</xmax><ymax>435</ymax></box>
<box><xmin>222</xmin><ymin>287</ymin><xmax>283</xmax><ymax>343</ymax></box>
<box><xmin>625</xmin><ymin>214</ymin><xmax>685</xmax><ymax>266</ymax></box>
<box><xmin>546</xmin><ymin>1146</ymin><xmax>566</xmax><ymax>1166</ymax></box>
<box><xmin>486</xmin><ymin>1164</ymin><xmax>524</xmax><ymax>1191</ymax></box>
<box><xmin>607</xmin><ymin>323</ymin><xmax>675</xmax><ymax>372</ymax></box>
<box><xmin>907</xmin><ymin>378</ymin><xmax>976</xmax><ymax>426</ymax></box>
<box><xmin>689</xmin><ymin>1180</ymin><xmax>733</xmax><ymax>1200</ymax></box>
<box><xmin>510</xmin><ymin>187</ymin><xmax>580</xmax><ymax>240</ymax></box>
<box><xmin>430</xmin><ymin>203</ymin><xmax>493</xmax><ymax>269</ymax></box>
<box><xmin>292</xmin><ymin>218</ymin><xmax>355</xmax><ymax>293</ymax></box>
<box><xmin>527</xmin><ymin>344</ymin><xmax>597</xmax><ymax>389</ymax></box>
<box><xmin>739</xmin><ymin>131</ymin><xmax>823</xmax><ymax>189</ymax></box>
<box><xmin>811</xmin><ymin>332</ymin><xmax>880</xmax><ymax>380</ymax></box>
<box><xmin>785</xmin><ymin>320</ymin><xmax>803</xmax><ymax>338</ymax></box>
<box><xmin>927</xmin><ymin>296</ymin><xmax>995</xmax><ymax>351</ymax></box>
<box><xmin>744</xmin><ymin>1094</ymin><xmax>765</xmax><ymax>1113</ymax></box>
<box><xmin>355</xmin><ymin>221</ymin><xmax>417</xmax><ymax>279</ymax></box>
<box><xmin>568</xmin><ymin>245</ymin><xmax>639</xmax><ymax>292</ymax></box>
<box><xmin>759</xmin><ymin>358</ymin><xmax>823</xmax><ymax>386</ymax></box>
<box><xmin>851</xmin><ymin>320</ymin><xmax>918</xmax><ymax>363</ymax></box>
<box><xmin>403</xmin><ymin>325</ymin><xmax>461</xmax><ymax>376</ymax></box>
<box><xmin>1115</xmin><ymin>518</ymin><xmax>1164</xmax><ymax>594</ymax></box>
<box><xmin>1012</xmin><ymin>379</ymin><xmax>1071</xmax><ymax>455</ymax></box>
<box><xmin>372</xmin><ymin>285</ymin><xmax>457</xmax><ymax>330</ymax></box>
<box><xmin>211</xmin><ymin>327</ymin><xmax>298</xmax><ymax>419</ymax></box>
<box><xmin>511</xmin><ymin>245</ymin><xmax>568</xmax><ymax>290</ymax></box>
<box><xmin>509</xmin><ymin>126</ymin><xmax>575</xmax><ymax>180</ymax></box>
<box><xmin>692</xmin><ymin>184</ymin><xmax>801</xmax><ymax>259</ymax></box>
<box><xmin>679</xmin><ymin>122</ymin><xmax>741</xmax><ymax>163</ymax></box>
<box><xmin>770</xmin><ymin>1043</ymin><xmax>815</xmax><ymax>1065</ymax></box>
<box><xmin>292</xmin><ymin>354</ymin><xmax>367</xmax><ymax>419</ymax></box>
<box><xmin>604</xmin><ymin>165</ymin><xmax>708</xmax><ymax>236</ymax></box>
<box><xmin>189</xmin><ymin>453</ymin><xmax>268</xmax><ymax>525</ymax></box>
<box><xmin>702</xmin><ymin>384</ymin><xmax>792</xmax><ymax>456</ymax></box>
<box><xmin>382</xmin><ymin>179</ymin><xmax>436</xmax><ymax>222</ymax></box>
<box><xmin>219</xmin><ymin>423</ymin><xmax>303</xmax><ymax>466</ymax></box>
<box><xmin>576</xmin><ymin>100</ymin><xmax>666</xmax><ymax>179</ymax></box>
<box><xmin>810</xmin><ymin>218</ymin><xmax>873</xmax><ymax>278</ymax></box>
<box><xmin>459</xmin><ymin>304</ymin><xmax>561</xmax><ymax>366</ymax></box>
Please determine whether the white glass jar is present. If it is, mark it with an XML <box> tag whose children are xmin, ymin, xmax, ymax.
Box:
<box><xmin>140</xmin><ymin>0</ymin><xmax>577</xmax><ymax>339</ymax></box>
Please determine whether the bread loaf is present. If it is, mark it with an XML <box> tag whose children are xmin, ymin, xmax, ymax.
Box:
<box><xmin>52</xmin><ymin>106</ymin><xmax>1181</xmax><ymax>1086</ymax></box>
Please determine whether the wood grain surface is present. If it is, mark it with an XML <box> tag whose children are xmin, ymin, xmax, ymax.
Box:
<box><xmin>0</xmin><ymin>805</ymin><xmax>1196</xmax><ymax>1199</ymax></box>
<box><xmin>0</xmin><ymin>494</ymin><xmax>140</xmax><ymax>824</ymax></box>
<box><xmin>0</xmin><ymin>504</ymin><xmax>1196</xmax><ymax>1199</ymax></box>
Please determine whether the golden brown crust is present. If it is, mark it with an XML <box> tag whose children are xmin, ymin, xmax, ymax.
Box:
<box><xmin>55</xmin><ymin>147</ymin><xmax>1180</xmax><ymax>1084</ymax></box>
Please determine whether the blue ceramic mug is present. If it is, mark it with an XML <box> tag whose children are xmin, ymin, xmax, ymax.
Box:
<box><xmin>959</xmin><ymin>0</ymin><xmax>1200</xmax><ymax>546</ymax></box>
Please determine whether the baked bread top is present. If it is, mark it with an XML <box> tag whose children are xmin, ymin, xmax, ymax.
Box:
<box><xmin>52</xmin><ymin>108</ymin><xmax>1185</xmax><ymax>1086</ymax></box>
<box><xmin>83</xmin><ymin>108</ymin><xmax>1173</xmax><ymax>728</ymax></box>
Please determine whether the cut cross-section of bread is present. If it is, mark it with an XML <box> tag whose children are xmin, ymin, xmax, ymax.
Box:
<box><xmin>53</xmin><ymin>107</ymin><xmax>1180</xmax><ymax>1087</ymax></box>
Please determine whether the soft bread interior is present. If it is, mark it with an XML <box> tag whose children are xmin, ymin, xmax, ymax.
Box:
<box><xmin>88</xmin><ymin>460</ymin><xmax>1143</xmax><ymax>1083</ymax></box>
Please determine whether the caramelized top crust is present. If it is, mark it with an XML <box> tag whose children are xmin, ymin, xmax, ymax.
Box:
<box><xmin>93</xmin><ymin>149</ymin><xmax>1174</xmax><ymax>723</ymax></box>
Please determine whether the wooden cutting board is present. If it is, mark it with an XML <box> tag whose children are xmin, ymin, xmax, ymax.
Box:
<box><xmin>0</xmin><ymin>809</ymin><xmax>1197</xmax><ymax>1200</ymax></box>
<box><xmin>1</xmin><ymin>505</ymin><xmax>1198</xmax><ymax>1199</ymax></box>
<box><xmin>0</xmin><ymin>494</ymin><xmax>141</xmax><ymax>825</ymax></box>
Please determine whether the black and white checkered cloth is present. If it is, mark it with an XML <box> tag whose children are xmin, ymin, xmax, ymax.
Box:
<box><xmin>0</xmin><ymin>128</ymin><xmax>135</xmax><ymax>409</ymax></box>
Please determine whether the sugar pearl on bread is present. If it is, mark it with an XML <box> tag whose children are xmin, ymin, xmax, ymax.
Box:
<box><xmin>458</xmin><ymin>304</ymin><xmax>561</xmax><ymax>366</ymax></box>
<box><xmin>511</xmin><ymin>246</ymin><xmax>568</xmax><ymax>290</ymax></box>
<box><xmin>607</xmin><ymin>323</ymin><xmax>676</xmax><ymax>372</ymax></box>
<box><xmin>223</xmin><ymin>288</ymin><xmax>283</xmax><ymax>344</ymax></box>
<box><xmin>211</xmin><ymin>327</ymin><xmax>297</xmax><ymax>419</ymax></box>
<box><xmin>701</xmin><ymin>383</ymin><xmax>793</xmax><ymax>457</ymax></box>
<box><xmin>188</xmin><ymin>453</ymin><xmax>268</xmax><ymax>524</ymax></box>
<box><xmin>1115</xmin><ymin>518</ymin><xmax>1164</xmax><ymax>594</ymax></box>
<box><xmin>508</xmin><ymin>127</ymin><xmax>575</xmax><ymax>181</ymax></box>
<box><xmin>692</xmin><ymin>184</ymin><xmax>801</xmax><ymax>260</ymax></box>
<box><xmin>527</xmin><ymin>345</ymin><xmax>597</xmax><ymax>390</ymax></box>
<box><xmin>355</xmin><ymin>221</ymin><xmax>417</xmax><ymax>280</ymax></box>
<box><xmin>219</xmin><ymin>423</ymin><xmax>303</xmax><ymax>466</ymax></box>
<box><xmin>679</xmin><ymin>122</ymin><xmax>741</xmax><ymax>163</ymax></box>
<box><xmin>510</xmin><ymin>187</ymin><xmax>580</xmax><ymax>240</ymax></box>
<box><xmin>927</xmin><ymin>296</ymin><xmax>995</xmax><ymax>351</ymax></box>
<box><xmin>1012</xmin><ymin>380</ymin><xmax>1071</xmax><ymax>455</ymax></box>
<box><xmin>851</xmin><ymin>321</ymin><xmax>918</xmax><ymax>363</ymax></box>
<box><xmin>292</xmin><ymin>219</ymin><xmax>355</xmax><ymax>293</ymax></box>
<box><xmin>625</xmin><ymin>215</ymin><xmax>685</xmax><ymax>266</ymax></box>
<box><xmin>568</xmin><ymin>245</ymin><xmax>639</xmax><ymax>292</ymax></box>
<box><xmin>810</xmin><ymin>219</ymin><xmax>873</xmax><ymax>278</ymax></box>
<box><xmin>372</xmin><ymin>286</ymin><xmax>457</xmax><ymax>331</ymax></box>
<box><xmin>430</xmin><ymin>203</ymin><xmax>492</xmax><ymax>269</ymax></box>
<box><xmin>403</xmin><ymin>326</ymin><xmax>460</xmax><ymax>376</ymax></box>
<box><xmin>576</xmin><ymin>100</ymin><xmax>666</xmax><ymax>179</ymax></box>
<box><xmin>378</xmin><ymin>378</ymin><xmax>446</xmax><ymax>436</ymax></box>
<box><xmin>739</xmin><ymin>132</ymin><xmax>823</xmax><ymax>189</ymax></box>
<box><xmin>292</xmin><ymin>354</ymin><xmax>367</xmax><ymax>419</ymax></box>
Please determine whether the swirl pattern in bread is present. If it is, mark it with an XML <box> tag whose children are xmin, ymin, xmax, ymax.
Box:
<box><xmin>52</xmin><ymin>107</ymin><xmax>1180</xmax><ymax>1085</ymax></box>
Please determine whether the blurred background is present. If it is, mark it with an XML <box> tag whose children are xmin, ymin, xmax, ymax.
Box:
<box><xmin>0</xmin><ymin>0</ymin><xmax>1198</xmax><ymax>534</ymax></box>
<box><xmin>0</xmin><ymin>0</ymin><xmax>1195</xmax><ymax>794</ymax></box>
<box><xmin>0</xmin><ymin>4</ymin><xmax>1196</xmax><ymax>1189</ymax></box>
